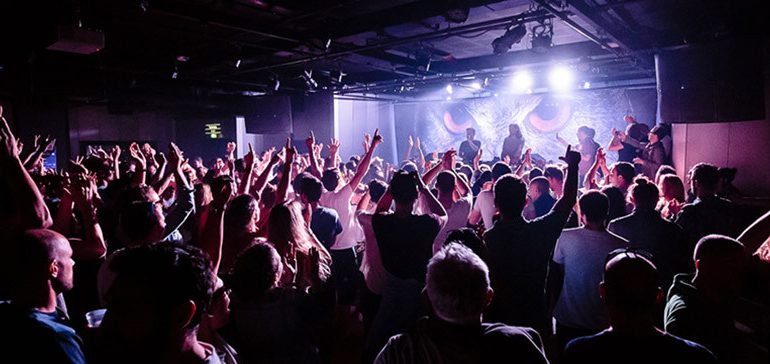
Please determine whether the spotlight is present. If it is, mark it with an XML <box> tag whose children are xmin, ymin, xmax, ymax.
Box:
<box><xmin>470</xmin><ymin>81</ymin><xmax>482</xmax><ymax>90</ymax></box>
<box><xmin>582</xmin><ymin>81</ymin><xmax>591</xmax><ymax>89</ymax></box>
<box><xmin>235</xmin><ymin>59</ymin><xmax>242</xmax><ymax>68</ymax></box>
<box><xmin>548</xmin><ymin>65</ymin><xmax>574</xmax><ymax>91</ymax></box>
<box><xmin>446</xmin><ymin>96</ymin><xmax>452</xmax><ymax>101</ymax></box>
<box><xmin>512</xmin><ymin>71</ymin><xmax>533</xmax><ymax>92</ymax></box>
<box><xmin>493</xmin><ymin>93</ymin><xmax>499</xmax><ymax>97</ymax></box>
<box><xmin>425</xmin><ymin>58</ymin><xmax>432</xmax><ymax>72</ymax></box>
<box><xmin>446</xmin><ymin>84</ymin><xmax>453</xmax><ymax>94</ymax></box>
<box><xmin>531</xmin><ymin>21</ymin><xmax>553</xmax><ymax>54</ymax></box>
<box><xmin>491</xmin><ymin>24</ymin><xmax>527</xmax><ymax>55</ymax></box>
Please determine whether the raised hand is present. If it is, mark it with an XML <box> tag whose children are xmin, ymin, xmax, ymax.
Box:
<box><xmin>503</xmin><ymin>155</ymin><xmax>511</xmax><ymax>165</ymax></box>
<box><xmin>226</xmin><ymin>141</ymin><xmax>236</xmax><ymax>155</ymax></box>
<box><xmin>211</xmin><ymin>176</ymin><xmax>233</xmax><ymax>210</ymax></box>
<box><xmin>596</xmin><ymin>147</ymin><xmax>606</xmax><ymax>165</ymax></box>
<box><xmin>442</xmin><ymin>149</ymin><xmax>457</xmax><ymax>170</ymax></box>
<box><xmin>243</xmin><ymin>143</ymin><xmax>256</xmax><ymax>168</ymax></box>
<box><xmin>559</xmin><ymin>145</ymin><xmax>581</xmax><ymax>167</ymax></box>
<box><xmin>363</xmin><ymin>133</ymin><xmax>371</xmax><ymax>152</ymax></box>
<box><xmin>0</xmin><ymin>106</ymin><xmax>20</xmax><ymax>162</ymax></box>
<box><xmin>70</xmin><ymin>156</ymin><xmax>89</xmax><ymax>174</ymax></box>
<box><xmin>407</xmin><ymin>135</ymin><xmax>414</xmax><ymax>148</ymax></box>
<box><xmin>328</xmin><ymin>138</ymin><xmax>340</xmax><ymax>155</ymax></box>
<box><xmin>432</xmin><ymin>151</ymin><xmax>439</xmax><ymax>161</ymax></box>
<box><xmin>372</xmin><ymin>128</ymin><xmax>383</xmax><ymax>146</ymax></box>
<box><xmin>168</xmin><ymin>142</ymin><xmax>185</xmax><ymax>171</ymax></box>
<box><xmin>632</xmin><ymin>157</ymin><xmax>645</xmax><ymax>165</ymax></box>
<box><xmin>285</xmin><ymin>138</ymin><xmax>297</xmax><ymax>162</ymax></box>
<box><xmin>154</xmin><ymin>151</ymin><xmax>167</xmax><ymax>167</ymax></box>
<box><xmin>473</xmin><ymin>147</ymin><xmax>482</xmax><ymax>165</ymax></box>
<box><xmin>415</xmin><ymin>136</ymin><xmax>421</xmax><ymax>150</ymax></box>
<box><xmin>523</xmin><ymin>148</ymin><xmax>532</xmax><ymax>167</ymax></box>
<box><xmin>129</xmin><ymin>142</ymin><xmax>146</xmax><ymax>170</ymax></box>
<box><xmin>305</xmin><ymin>131</ymin><xmax>316</xmax><ymax>152</ymax></box>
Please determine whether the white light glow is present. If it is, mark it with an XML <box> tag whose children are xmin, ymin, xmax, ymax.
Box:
<box><xmin>512</xmin><ymin>71</ymin><xmax>533</xmax><ymax>92</ymax></box>
<box><xmin>549</xmin><ymin>65</ymin><xmax>574</xmax><ymax>91</ymax></box>
<box><xmin>470</xmin><ymin>81</ymin><xmax>482</xmax><ymax>90</ymax></box>
<box><xmin>446</xmin><ymin>84</ymin><xmax>453</xmax><ymax>94</ymax></box>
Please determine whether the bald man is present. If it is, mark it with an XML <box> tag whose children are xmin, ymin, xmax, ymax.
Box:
<box><xmin>0</xmin><ymin>229</ymin><xmax>85</xmax><ymax>363</ymax></box>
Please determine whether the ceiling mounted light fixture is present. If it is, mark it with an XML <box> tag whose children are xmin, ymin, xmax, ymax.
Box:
<box><xmin>531</xmin><ymin>19</ymin><xmax>553</xmax><ymax>54</ymax></box>
<box><xmin>492</xmin><ymin>24</ymin><xmax>527</xmax><ymax>55</ymax></box>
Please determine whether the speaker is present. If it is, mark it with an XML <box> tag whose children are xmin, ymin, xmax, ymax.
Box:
<box><xmin>241</xmin><ymin>95</ymin><xmax>293</xmax><ymax>133</ymax></box>
<box><xmin>656</xmin><ymin>39</ymin><xmax>765</xmax><ymax>123</ymax></box>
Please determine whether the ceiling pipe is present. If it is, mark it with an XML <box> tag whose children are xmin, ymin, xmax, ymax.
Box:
<box><xmin>532</xmin><ymin>0</ymin><xmax>624</xmax><ymax>58</ymax></box>
<box><xmin>231</xmin><ymin>9</ymin><xmax>555</xmax><ymax>75</ymax></box>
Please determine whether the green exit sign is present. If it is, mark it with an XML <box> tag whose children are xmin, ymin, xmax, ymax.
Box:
<box><xmin>204</xmin><ymin>123</ymin><xmax>223</xmax><ymax>139</ymax></box>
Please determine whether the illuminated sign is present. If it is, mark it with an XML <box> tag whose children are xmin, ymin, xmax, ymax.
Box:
<box><xmin>204</xmin><ymin>123</ymin><xmax>223</xmax><ymax>139</ymax></box>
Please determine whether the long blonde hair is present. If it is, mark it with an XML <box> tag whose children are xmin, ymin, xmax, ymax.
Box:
<box><xmin>267</xmin><ymin>201</ymin><xmax>332</xmax><ymax>281</ymax></box>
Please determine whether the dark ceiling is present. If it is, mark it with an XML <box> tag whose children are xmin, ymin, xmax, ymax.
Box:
<box><xmin>0</xmin><ymin>0</ymin><xmax>762</xmax><ymax>106</ymax></box>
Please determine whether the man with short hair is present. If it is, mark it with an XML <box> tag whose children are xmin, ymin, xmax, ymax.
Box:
<box><xmin>550</xmin><ymin>191</ymin><xmax>629</xmax><ymax>350</ymax></box>
<box><xmin>483</xmin><ymin>146</ymin><xmax>580</xmax><ymax>337</ymax></box>
<box><xmin>459</xmin><ymin>127</ymin><xmax>482</xmax><ymax>165</ymax></box>
<box><xmin>523</xmin><ymin>176</ymin><xmax>556</xmax><ymax>220</ymax></box>
<box><xmin>375</xmin><ymin>244</ymin><xmax>548</xmax><ymax>364</ymax></box>
<box><xmin>563</xmin><ymin>250</ymin><xmax>716</xmax><ymax>364</ymax></box>
<box><xmin>676</xmin><ymin>163</ymin><xmax>737</xmax><ymax>251</ymax></box>
<box><xmin>96</xmin><ymin>242</ymin><xmax>219</xmax><ymax>363</ymax></box>
<box><xmin>665</xmin><ymin>235</ymin><xmax>747</xmax><ymax>362</ymax></box>
<box><xmin>299</xmin><ymin>174</ymin><xmax>342</xmax><ymax>251</ymax></box>
<box><xmin>422</xmin><ymin>150</ymin><xmax>472</xmax><ymax>253</ymax></box>
<box><xmin>609</xmin><ymin>161</ymin><xmax>635</xmax><ymax>193</ymax></box>
<box><xmin>469</xmin><ymin>162</ymin><xmax>512</xmax><ymax>230</ymax></box>
<box><xmin>0</xmin><ymin>229</ymin><xmax>85</xmax><ymax>363</ymax></box>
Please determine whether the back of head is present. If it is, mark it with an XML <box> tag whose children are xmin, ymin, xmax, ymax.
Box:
<box><xmin>267</xmin><ymin>202</ymin><xmax>303</xmax><ymax>249</ymax></box>
<box><xmin>399</xmin><ymin>161</ymin><xmax>419</xmax><ymax>174</ymax></box>
<box><xmin>427</xmin><ymin>243</ymin><xmax>490</xmax><ymax>324</ymax></box>
<box><xmin>602</xmin><ymin>251</ymin><xmax>660</xmax><ymax>315</ymax></box>
<box><xmin>106</xmin><ymin>242</ymin><xmax>213</xmax><ymax>336</ymax></box>
<box><xmin>390</xmin><ymin>171</ymin><xmax>419</xmax><ymax>206</ymax></box>
<box><xmin>579</xmin><ymin>190</ymin><xmax>609</xmax><ymax>223</ymax></box>
<box><xmin>493</xmin><ymin>174</ymin><xmax>527</xmax><ymax>217</ymax></box>
<box><xmin>299</xmin><ymin>175</ymin><xmax>324</xmax><ymax>203</ymax></box>
<box><xmin>321</xmin><ymin>169</ymin><xmax>340</xmax><ymax>192</ymax></box>
<box><xmin>601</xmin><ymin>186</ymin><xmax>627</xmax><ymax>221</ymax></box>
<box><xmin>578</xmin><ymin>125</ymin><xmax>596</xmax><ymax>139</ymax></box>
<box><xmin>530</xmin><ymin>176</ymin><xmax>551</xmax><ymax>196</ymax></box>
<box><xmin>613</xmin><ymin>162</ymin><xmax>635</xmax><ymax>185</ymax></box>
<box><xmin>458</xmin><ymin>165</ymin><xmax>473</xmax><ymax>181</ymax></box>
<box><xmin>260</xmin><ymin>184</ymin><xmax>277</xmax><ymax>210</ymax></box>
<box><xmin>120</xmin><ymin>201</ymin><xmax>164</xmax><ymax>243</ymax></box>
<box><xmin>435</xmin><ymin>171</ymin><xmax>456</xmax><ymax>194</ymax></box>
<box><xmin>689</xmin><ymin>163</ymin><xmax>719</xmax><ymax>191</ymax></box>
<box><xmin>655</xmin><ymin>165</ymin><xmax>677</xmax><ymax>185</ymax></box>
<box><xmin>231</xmin><ymin>242</ymin><xmax>281</xmax><ymax>301</ymax></box>
<box><xmin>544</xmin><ymin>165</ymin><xmax>564</xmax><ymax>182</ymax></box>
<box><xmin>225</xmin><ymin>194</ymin><xmax>258</xmax><ymax>230</ymax></box>
<box><xmin>368</xmin><ymin>179</ymin><xmax>388</xmax><ymax>203</ymax></box>
<box><xmin>629</xmin><ymin>177</ymin><xmax>659</xmax><ymax>211</ymax></box>
<box><xmin>529</xmin><ymin>167</ymin><xmax>543</xmax><ymax>179</ymax></box>
<box><xmin>660</xmin><ymin>174</ymin><xmax>685</xmax><ymax>202</ymax></box>
<box><xmin>491</xmin><ymin>162</ymin><xmax>512</xmax><ymax>181</ymax></box>
<box><xmin>693</xmin><ymin>234</ymin><xmax>744</xmax><ymax>264</ymax></box>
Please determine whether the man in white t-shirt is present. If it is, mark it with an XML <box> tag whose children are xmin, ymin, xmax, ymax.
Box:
<box><xmin>319</xmin><ymin>129</ymin><xmax>383</xmax><ymax>305</ymax></box>
<box><xmin>550</xmin><ymin>190</ymin><xmax>629</xmax><ymax>353</ymax></box>
<box><xmin>421</xmin><ymin>150</ymin><xmax>473</xmax><ymax>253</ymax></box>
<box><xmin>469</xmin><ymin>162</ymin><xmax>512</xmax><ymax>230</ymax></box>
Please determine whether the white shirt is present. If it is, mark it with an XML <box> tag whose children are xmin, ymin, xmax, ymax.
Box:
<box><xmin>472</xmin><ymin>190</ymin><xmax>496</xmax><ymax>230</ymax></box>
<box><xmin>433</xmin><ymin>195</ymin><xmax>472</xmax><ymax>254</ymax></box>
<box><xmin>552</xmin><ymin>228</ymin><xmax>628</xmax><ymax>330</ymax></box>
<box><xmin>320</xmin><ymin>185</ymin><xmax>363</xmax><ymax>250</ymax></box>
<box><xmin>357</xmin><ymin>210</ymin><xmax>387</xmax><ymax>295</ymax></box>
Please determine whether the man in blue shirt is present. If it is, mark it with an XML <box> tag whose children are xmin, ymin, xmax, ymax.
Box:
<box><xmin>0</xmin><ymin>229</ymin><xmax>85</xmax><ymax>364</ymax></box>
<box><xmin>299</xmin><ymin>174</ymin><xmax>342</xmax><ymax>251</ymax></box>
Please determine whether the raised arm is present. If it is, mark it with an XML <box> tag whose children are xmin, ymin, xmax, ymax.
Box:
<box><xmin>555</xmin><ymin>133</ymin><xmax>569</xmax><ymax>148</ymax></box>
<box><xmin>584</xmin><ymin>147</ymin><xmax>605</xmax><ymax>190</ymax></box>
<box><xmin>552</xmin><ymin>145</ymin><xmax>580</xmax><ymax>216</ymax></box>
<box><xmin>238</xmin><ymin>143</ymin><xmax>256</xmax><ymax>195</ymax></box>
<box><xmin>607</xmin><ymin>128</ymin><xmax>624</xmax><ymax>152</ymax></box>
<box><xmin>356</xmin><ymin>190</ymin><xmax>371</xmax><ymax>213</ymax></box>
<box><xmin>415</xmin><ymin>137</ymin><xmax>426</xmax><ymax>171</ymax></box>
<box><xmin>404</xmin><ymin>135</ymin><xmax>414</xmax><ymax>162</ymax></box>
<box><xmin>276</xmin><ymin>138</ymin><xmax>296</xmax><ymax>203</ymax></box>
<box><xmin>347</xmin><ymin>129</ymin><xmax>383</xmax><ymax>190</ymax></box>
<box><xmin>253</xmin><ymin>149</ymin><xmax>281</xmax><ymax>197</ymax></box>
<box><xmin>0</xmin><ymin>108</ymin><xmax>52</xmax><ymax>229</ymax></box>
<box><xmin>305</xmin><ymin>132</ymin><xmax>322</xmax><ymax>179</ymax></box>
<box><xmin>128</xmin><ymin>142</ymin><xmax>147</xmax><ymax>188</ymax></box>
<box><xmin>327</xmin><ymin>138</ymin><xmax>340</xmax><ymax>170</ymax></box>
<box><xmin>200</xmin><ymin>179</ymin><xmax>231</xmax><ymax>276</ymax></box>
<box><xmin>515</xmin><ymin>148</ymin><xmax>532</xmax><ymax>177</ymax></box>
<box><xmin>162</xmin><ymin>143</ymin><xmax>196</xmax><ymax>239</ymax></box>
<box><xmin>421</xmin><ymin>149</ymin><xmax>449</xmax><ymax>186</ymax></box>
<box><xmin>414</xmin><ymin>172</ymin><xmax>446</xmax><ymax>218</ymax></box>
<box><xmin>71</xmin><ymin>173</ymin><xmax>107</xmax><ymax>261</ymax></box>
<box><xmin>473</xmin><ymin>147</ymin><xmax>482</xmax><ymax>171</ymax></box>
<box><xmin>375</xmin><ymin>188</ymin><xmax>393</xmax><ymax>214</ymax></box>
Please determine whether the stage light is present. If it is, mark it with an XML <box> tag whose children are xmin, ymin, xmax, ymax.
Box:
<box><xmin>235</xmin><ymin>59</ymin><xmax>242</xmax><ymax>68</ymax></box>
<box><xmin>492</xmin><ymin>24</ymin><xmax>527</xmax><ymax>55</ymax></box>
<box><xmin>582</xmin><ymin>81</ymin><xmax>591</xmax><ymax>89</ymax></box>
<box><xmin>512</xmin><ymin>71</ymin><xmax>533</xmax><ymax>92</ymax></box>
<box><xmin>446</xmin><ymin>96</ymin><xmax>452</xmax><ymax>101</ymax></box>
<box><xmin>302</xmin><ymin>70</ymin><xmax>318</xmax><ymax>89</ymax></box>
<box><xmin>493</xmin><ymin>93</ymin><xmax>499</xmax><ymax>97</ymax></box>
<box><xmin>470</xmin><ymin>81</ymin><xmax>482</xmax><ymax>90</ymax></box>
<box><xmin>446</xmin><ymin>84</ymin><xmax>453</xmax><ymax>94</ymax></box>
<box><xmin>548</xmin><ymin>65</ymin><xmax>573</xmax><ymax>91</ymax></box>
<box><xmin>531</xmin><ymin>20</ymin><xmax>553</xmax><ymax>54</ymax></box>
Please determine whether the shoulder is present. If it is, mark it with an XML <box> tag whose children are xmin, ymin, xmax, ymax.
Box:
<box><xmin>661</xmin><ymin>334</ymin><xmax>718</xmax><ymax>362</ymax></box>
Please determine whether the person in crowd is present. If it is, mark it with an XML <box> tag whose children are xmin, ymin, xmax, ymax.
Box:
<box><xmin>314</xmin><ymin>129</ymin><xmax>382</xmax><ymax>308</ymax></box>
<box><xmin>676</xmin><ymin>163</ymin><xmax>737</xmax><ymax>251</ymax></box>
<box><xmin>601</xmin><ymin>186</ymin><xmax>629</xmax><ymax>221</ymax></box>
<box><xmin>483</xmin><ymin>146</ymin><xmax>579</xmax><ymax>337</ymax></box>
<box><xmin>95</xmin><ymin>242</ymin><xmax>219</xmax><ymax>363</ymax></box>
<box><xmin>658</xmin><ymin>173</ymin><xmax>686</xmax><ymax>220</ymax></box>
<box><xmin>356</xmin><ymin>179</ymin><xmax>389</xmax><ymax>333</ymax></box>
<box><xmin>607</xmin><ymin>115</ymin><xmax>649</xmax><ymax>163</ymax></box>
<box><xmin>501</xmin><ymin>123</ymin><xmax>525</xmax><ymax>163</ymax></box>
<box><xmin>608</xmin><ymin>177</ymin><xmax>689</xmax><ymax>296</ymax></box>
<box><xmin>298</xmin><ymin>174</ymin><xmax>342</xmax><ymax>251</ymax></box>
<box><xmin>523</xmin><ymin>176</ymin><xmax>556</xmax><ymax>220</ymax></box>
<box><xmin>0</xmin><ymin>229</ymin><xmax>85</xmax><ymax>363</ymax></box>
<box><xmin>469</xmin><ymin>162</ymin><xmax>511</xmax><ymax>231</ymax></box>
<box><xmin>549</xmin><ymin>191</ymin><xmax>629</xmax><ymax>351</ymax></box>
<box><xmin>655</xmin><ymin>165</ymin><xmax>677</xmax><ymax>186</ymax></box>
<box><xmin>459</xmin><ymin>127</ymin><xmax>482</xmax><ymax>165</ymax></box>
<box><xmin>633</xmin><ymin>125</ymin><xmax>666</xmax><ymax>179</ymax></box>
<box><xmin>558</xmin><ymin>126</ymin><xmax>599</xmax><ymax>184</ymax></box>
<box><xmin>267</xmin><ymin>201</ymin><xmax>332</xmax><ymax>291</ymax></box>
<box><xmin>564</xmin><ymin>249</ymin><xmax>717</xmax><ymax>364</ymax></box>
<box><xmin>220</xmin><ymin>193</ymin><xmax>260</xmax><ymax>273</ymax></box>
<box><xmin>443</xmin><ymin>228</ymin><xmax>488</xmax><ymax>262</ymax></box>
<box><xmin>365</xmin><ymin>170</ymin><xmax>447</xmax><ymax>361</ymax></box>
<box><xmin>229</xmin><ymin>242</ymin><xmax>333</xmax><ymax>364</ymax></box>
<box><xmin>375</xmin><ymin>244</ymin><xmax>548</xmax><ymax>364</ymax></box>
<box><xmin>421</xmin><ymin>150</ymin><xmax>472</xmax><ymax>253</ymax></box>
<box><xmin>665</xmin><ymin>235</ymin><xmax>746</xmax><ymax>363</ymax></box>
